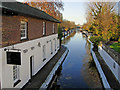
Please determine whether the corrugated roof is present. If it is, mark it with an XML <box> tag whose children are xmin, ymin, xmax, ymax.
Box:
<box><xmin>1</xmin><ymin>2</ymin><xmax>60</xmax><ymax>23</ymax></box>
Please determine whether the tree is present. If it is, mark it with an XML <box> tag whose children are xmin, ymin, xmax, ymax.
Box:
<box><xmin>85</xmin><ymin>2</ymin><xmax>118</xmax><ymax>42</ymax></box>
<box><xmin>60</xmin><ymin>19</ymin><xmax>76</xmax><ymax>30</ymax></box>
<box><xmin>23</xmin><ymin>0</ymin><xmax>64</xmax><ymax>21</ymax></box>
<box><xmin>58</xmin><ymin>24</ymin><xmax>62</xmax><ymax>47</ymax></box>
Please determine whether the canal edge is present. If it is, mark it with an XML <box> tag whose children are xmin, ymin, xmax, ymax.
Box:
<box><xmin>39</xmin><ymin>46</ymin><xmax>69</xmax><ymax>89</ymax></box>
<box><xmin>62</xmin><ymin>31</ymin><xmax>76</xmax><ymax>40</ymax></box>
<box><xmin>87</xmin><ymin>39</ymin><xmax>111</xmax><ymax>89</ymax></box>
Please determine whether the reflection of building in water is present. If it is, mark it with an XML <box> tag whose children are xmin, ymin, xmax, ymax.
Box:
<box><xmin>62</xmin><ymin>32</ymin><xmax>76</xmax><ymax>45</ymax></box>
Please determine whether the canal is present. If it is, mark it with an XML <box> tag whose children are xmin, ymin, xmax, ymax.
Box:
<box><xmin>52</xmin><ymin>31</ymin><xmax>103</xmax><ymax>88</ymax></box>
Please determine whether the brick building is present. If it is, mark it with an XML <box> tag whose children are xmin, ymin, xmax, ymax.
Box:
<box><xmin>0</xmin><ymin>2</ymin><xmax>60</xmax><ymax>89</ymax></box>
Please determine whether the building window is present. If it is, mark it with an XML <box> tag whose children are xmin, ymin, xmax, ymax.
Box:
<box><xmin>30</xmin><ymin>56</ymin><xmax>34</xmax><ymax>76</ymax></box>
<box><xmin>43</xmin><ymin>22</ymin><xmax>46</xmax><ymax>35</ymax></box>
<box><xmin>113</xmin><ymin>63</ymin><xmax>116</xmax><ymax>69</ymax></box>
<box><xmin>53</xmin><ymin>23</ymin><xmax>55</xmax><ymax>33</ymax></box>
<box><xmin>54</xmin><ymin>39</ymin><xmax>56</xmax><ymax>51</ymax></box>
<box><xmin>51</xmin><ymin>41</ymin><xmax>53</xmax><ymax>54</ymax></box>
<box><xmin>57</xmin><ymin>39</ymin><xmax>59</xmax><ymax>48</ymax></box>
<box><xmin>43</xmin><ymin>45</ymin><xmax>46</xmax><ymax>61</ymax></box>
<box><xmin>20</xmin><ymin>21</ymin><xmax>27</xmax><ymax>40</ymax></box>
<box><xmin>13</xmin><ymin>65</ymin><xmax>19</xmax><ymax>83</ymax></box>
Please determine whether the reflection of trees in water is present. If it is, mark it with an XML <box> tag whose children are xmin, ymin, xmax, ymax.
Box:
<box><xmin>86</xmin><ymin>42</ymin><xmax>93</xmax><ymax>64</ymax></box>
<box><xmin>85</xmin><ymin>40</ymin><xmax>91</xmax><ymax>52</ymax></box>
<box><xmin>82</xmin><ymin>39</ymin><xmax>103</xmax><ymax>88</ymax></box>
<box><xmin>62</xmin><ymin>38</ymin><xmax>70</xmax><ymax>45</ymax></box>
<box><xmin>85</xmin><ymin>39</ymin><xmax>95</xmax><ymax>67</ymax></box>
<box><xmin>62</xmin><ymin>32</ymin><xmax>76</xmax><ymax>45</ymax></box>
<box><xmin>82</xmin><ymin>34</ymin><xmax>87</xmax><ymax>39</ymax></box>
<box><xmin>69</xmin><ymin>31</ymin><xmax>76</xmax><ymax>37</ymax></box>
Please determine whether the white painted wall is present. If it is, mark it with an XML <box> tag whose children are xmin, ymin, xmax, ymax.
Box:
<box><xmin>98</xmin><ymin>46</ymin><xmax>120</xmax><ymax>84</ymax></box>
<box><xmin>0</xmin><ymin>49</ymin><xmax>2</xmax><ymax>89</ymax></box>
<box><xmin>1</xmin><ymin>34</ymin><xmax>60</xmax><ymax>88</ymax></box>
<box><xmin>0</xmin><ymin>14</ymin><xmax>2</xmax><ymax>89</ymax></box>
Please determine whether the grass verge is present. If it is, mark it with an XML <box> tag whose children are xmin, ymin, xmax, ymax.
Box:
<box><xmin>110</xmin><ymin>42</ymin><xmax>120</xmax><ymax>53</ymax></box>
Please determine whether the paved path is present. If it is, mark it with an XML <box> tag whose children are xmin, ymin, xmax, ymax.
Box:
<box><xmin>22</xmin><ymin>46</ymin><xmax>67</xmax><ymax>90</ymax></box>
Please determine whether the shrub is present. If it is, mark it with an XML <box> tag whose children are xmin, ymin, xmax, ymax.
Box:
<box><xmin>118</xmin><ymin>37</ymin><xmax>120</xmax><ymax>43</ymax></box>
<box><xmin>90</xmin><ymin>36</ymin><xmax>103</xmax><ymax>51</ymax></box>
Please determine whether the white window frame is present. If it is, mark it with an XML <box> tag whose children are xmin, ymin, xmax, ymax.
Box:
<box><xmin>13</xmin><ymin>65</ymin><xmax>19</xmax><ymax>83</ymax></box>
<box><xmin>20</xmin><ymin>21</ymin><xmax>27</xmax><ymax>40</ymax></box>
<box><xmin>53</xmin><ymin>23</ymin><xmax>55</xmax><ymax>33</ymax></box>
<box><xmin>43</xmin><ymin>22</ymin><xmax>46</xmax><ymax>35</ymax></box>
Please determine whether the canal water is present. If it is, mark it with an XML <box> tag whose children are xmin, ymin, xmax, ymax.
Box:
<box><xmin>52</xmin><ymin>31</ymin><xmax>103</xmax><ymax>88</ymax></box>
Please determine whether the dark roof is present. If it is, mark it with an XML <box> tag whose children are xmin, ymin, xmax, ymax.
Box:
<box><xmin>1</xmin><ymin>2</ymin><xmax>60</xmax><ymax>23</ymax></box>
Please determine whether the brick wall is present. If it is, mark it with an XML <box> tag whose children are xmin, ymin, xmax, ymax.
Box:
<box><xmin>2</xmin><ymin>15</ymin><xmax>58</xmax><ymax>47</ymax></box>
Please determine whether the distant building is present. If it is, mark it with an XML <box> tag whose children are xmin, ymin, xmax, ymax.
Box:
<box><xmin>0</xmin><ymin>2</ymin><xmax>60</xmax><ymax>89</ymax></box>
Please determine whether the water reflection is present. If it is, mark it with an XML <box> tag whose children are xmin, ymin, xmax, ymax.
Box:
<box><xmin>52</xmin><ymin>32</ymin><xmax>102</xmax><ymax>89</ymax></box>
<box><xmin>81</xmin><ymin>38</ymin><xmax>102</xmax><ymax>88</ymax></box>
<box><xmin>62</xmin><ymin>32</ymin><xmax>76</xmax><ymax>45</ymax></box>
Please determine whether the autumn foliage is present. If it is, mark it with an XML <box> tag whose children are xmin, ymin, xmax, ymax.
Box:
<box><xmin>82</xmin><ymin>2</ymin><xmax>120</xmax><ymax>42</ymax></box>
<box><xmin>60</xmin><ymin>19</ymin><xmax>77</xmax><ymax>31</ymax></box>
<box><xmin>23</xmin><ymin>1</ymin><xmax>77</xmax><ymax>32</ymax></box>
<box><xmin>24</xmin><ymin>0</ymin><xmax>64</xmax><ymax>21</ymax></box>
